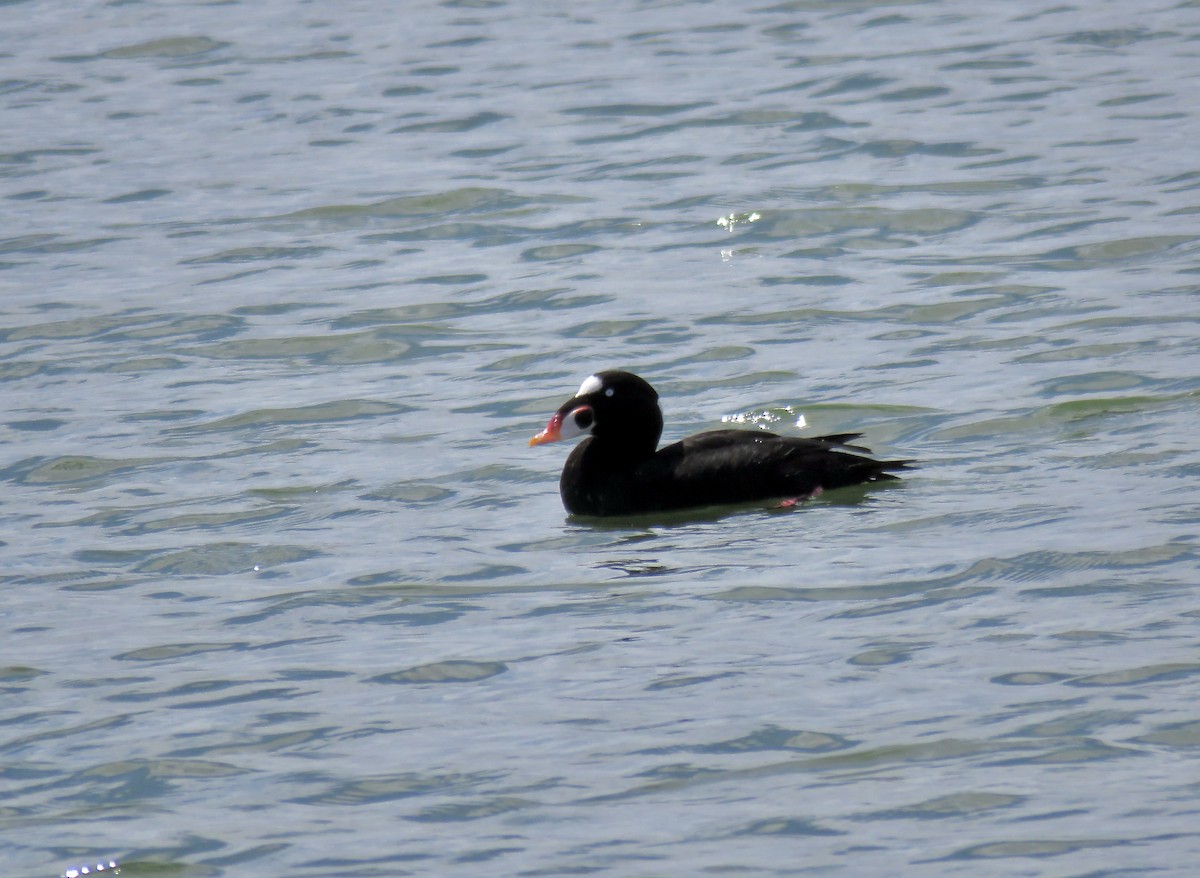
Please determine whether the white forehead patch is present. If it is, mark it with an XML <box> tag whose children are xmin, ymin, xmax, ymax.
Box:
<box><xmin>577</xmin><ymin>374</ymin><xmax>604</xmax><ymax>397</ymax></box>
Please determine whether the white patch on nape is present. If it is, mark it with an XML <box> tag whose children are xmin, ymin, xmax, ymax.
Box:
<box><xmin>576</xmin><ymin>374</ymin><xmax>604</xmax><ymax>397</ymax></box>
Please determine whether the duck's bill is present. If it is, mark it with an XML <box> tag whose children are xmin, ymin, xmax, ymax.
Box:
<box><xmin>529</xmin><ymin>412</ymin><xmax>563</xmax><ymax>446</ymax></box>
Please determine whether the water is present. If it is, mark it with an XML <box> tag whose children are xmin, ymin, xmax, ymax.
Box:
<box><xmin>3</xmin><ymin>0</ymin><xmax>1199</xmax><ymax>875</ymax></box>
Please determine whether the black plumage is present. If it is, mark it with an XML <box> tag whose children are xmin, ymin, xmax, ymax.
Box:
<box><xmin>530</xmin><ymin>370</ymin><xmax>912</xmax><ymax>517</ymax></box>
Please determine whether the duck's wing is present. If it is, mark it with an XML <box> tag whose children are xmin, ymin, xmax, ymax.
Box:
<box><xmin>649</xmin><ymin>430</ymin><xmax>911</xmax><ymax>505</ymax></box>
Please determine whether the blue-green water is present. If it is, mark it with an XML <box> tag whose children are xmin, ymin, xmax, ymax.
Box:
<box><xmin>3</xmin><ymin>1</ymin><xmax>1200</xmax><ymax>876</ymax></box>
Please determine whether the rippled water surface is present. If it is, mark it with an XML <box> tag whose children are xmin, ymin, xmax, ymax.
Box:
<box><xmin>4</xmin><ymin>0</ymin><xmax>1200</xmax><ymax>875</ymax></box>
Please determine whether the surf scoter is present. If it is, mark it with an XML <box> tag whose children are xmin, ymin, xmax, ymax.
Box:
<box><xmin>530</xmin><ymin>370</ymin><xmax>912</xmax><ymax>517</ymax></box>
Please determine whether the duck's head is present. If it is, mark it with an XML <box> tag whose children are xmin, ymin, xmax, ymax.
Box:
<box><xmin>530</xmin><ymin>370</ymin><xmax>663</xmax><ymax>457</ymax></box>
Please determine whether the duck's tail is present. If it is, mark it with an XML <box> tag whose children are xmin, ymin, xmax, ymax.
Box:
<box><xmin>870</xmin><ymin>459</ymin><xmax>916</xmax><ymax>481</ymax></box>
<box><xmin>813</xmin><ymin>433</ymin><xmax>916</xmax><ymax>482</ymax></box>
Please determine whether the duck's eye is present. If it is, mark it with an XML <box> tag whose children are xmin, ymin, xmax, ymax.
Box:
<box><xmin>604</xmin><ymin>388</ymin><xmax>614</xmax><ymax>397</ymax></box>
<box><xmin>574</xmin><ymin>409</ymin><xmax>594</xmax><ymax>430</ymax></box>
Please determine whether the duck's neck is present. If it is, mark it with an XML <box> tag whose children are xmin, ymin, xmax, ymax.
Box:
<box><xmin>592</xmin><ymin>404</ymin><xmax>662</xmax><ymax>464</ymax></box>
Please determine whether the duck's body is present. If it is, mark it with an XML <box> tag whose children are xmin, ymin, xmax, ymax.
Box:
<box><xmin>531</xmin><ymin>371</ymin><xmax>912</xmax><ymax>517</ymax></box>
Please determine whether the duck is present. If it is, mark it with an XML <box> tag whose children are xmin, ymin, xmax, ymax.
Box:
<box><xmin>530</xmin><ymin>370</ymin><xmax>912</xmax><ymax>517</ymax></box>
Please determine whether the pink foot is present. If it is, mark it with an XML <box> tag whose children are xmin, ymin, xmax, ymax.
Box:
<box><xmin>778</xmin><ymin>486</ymin><xmax>823</xmax><ymax>508</ymax></box>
